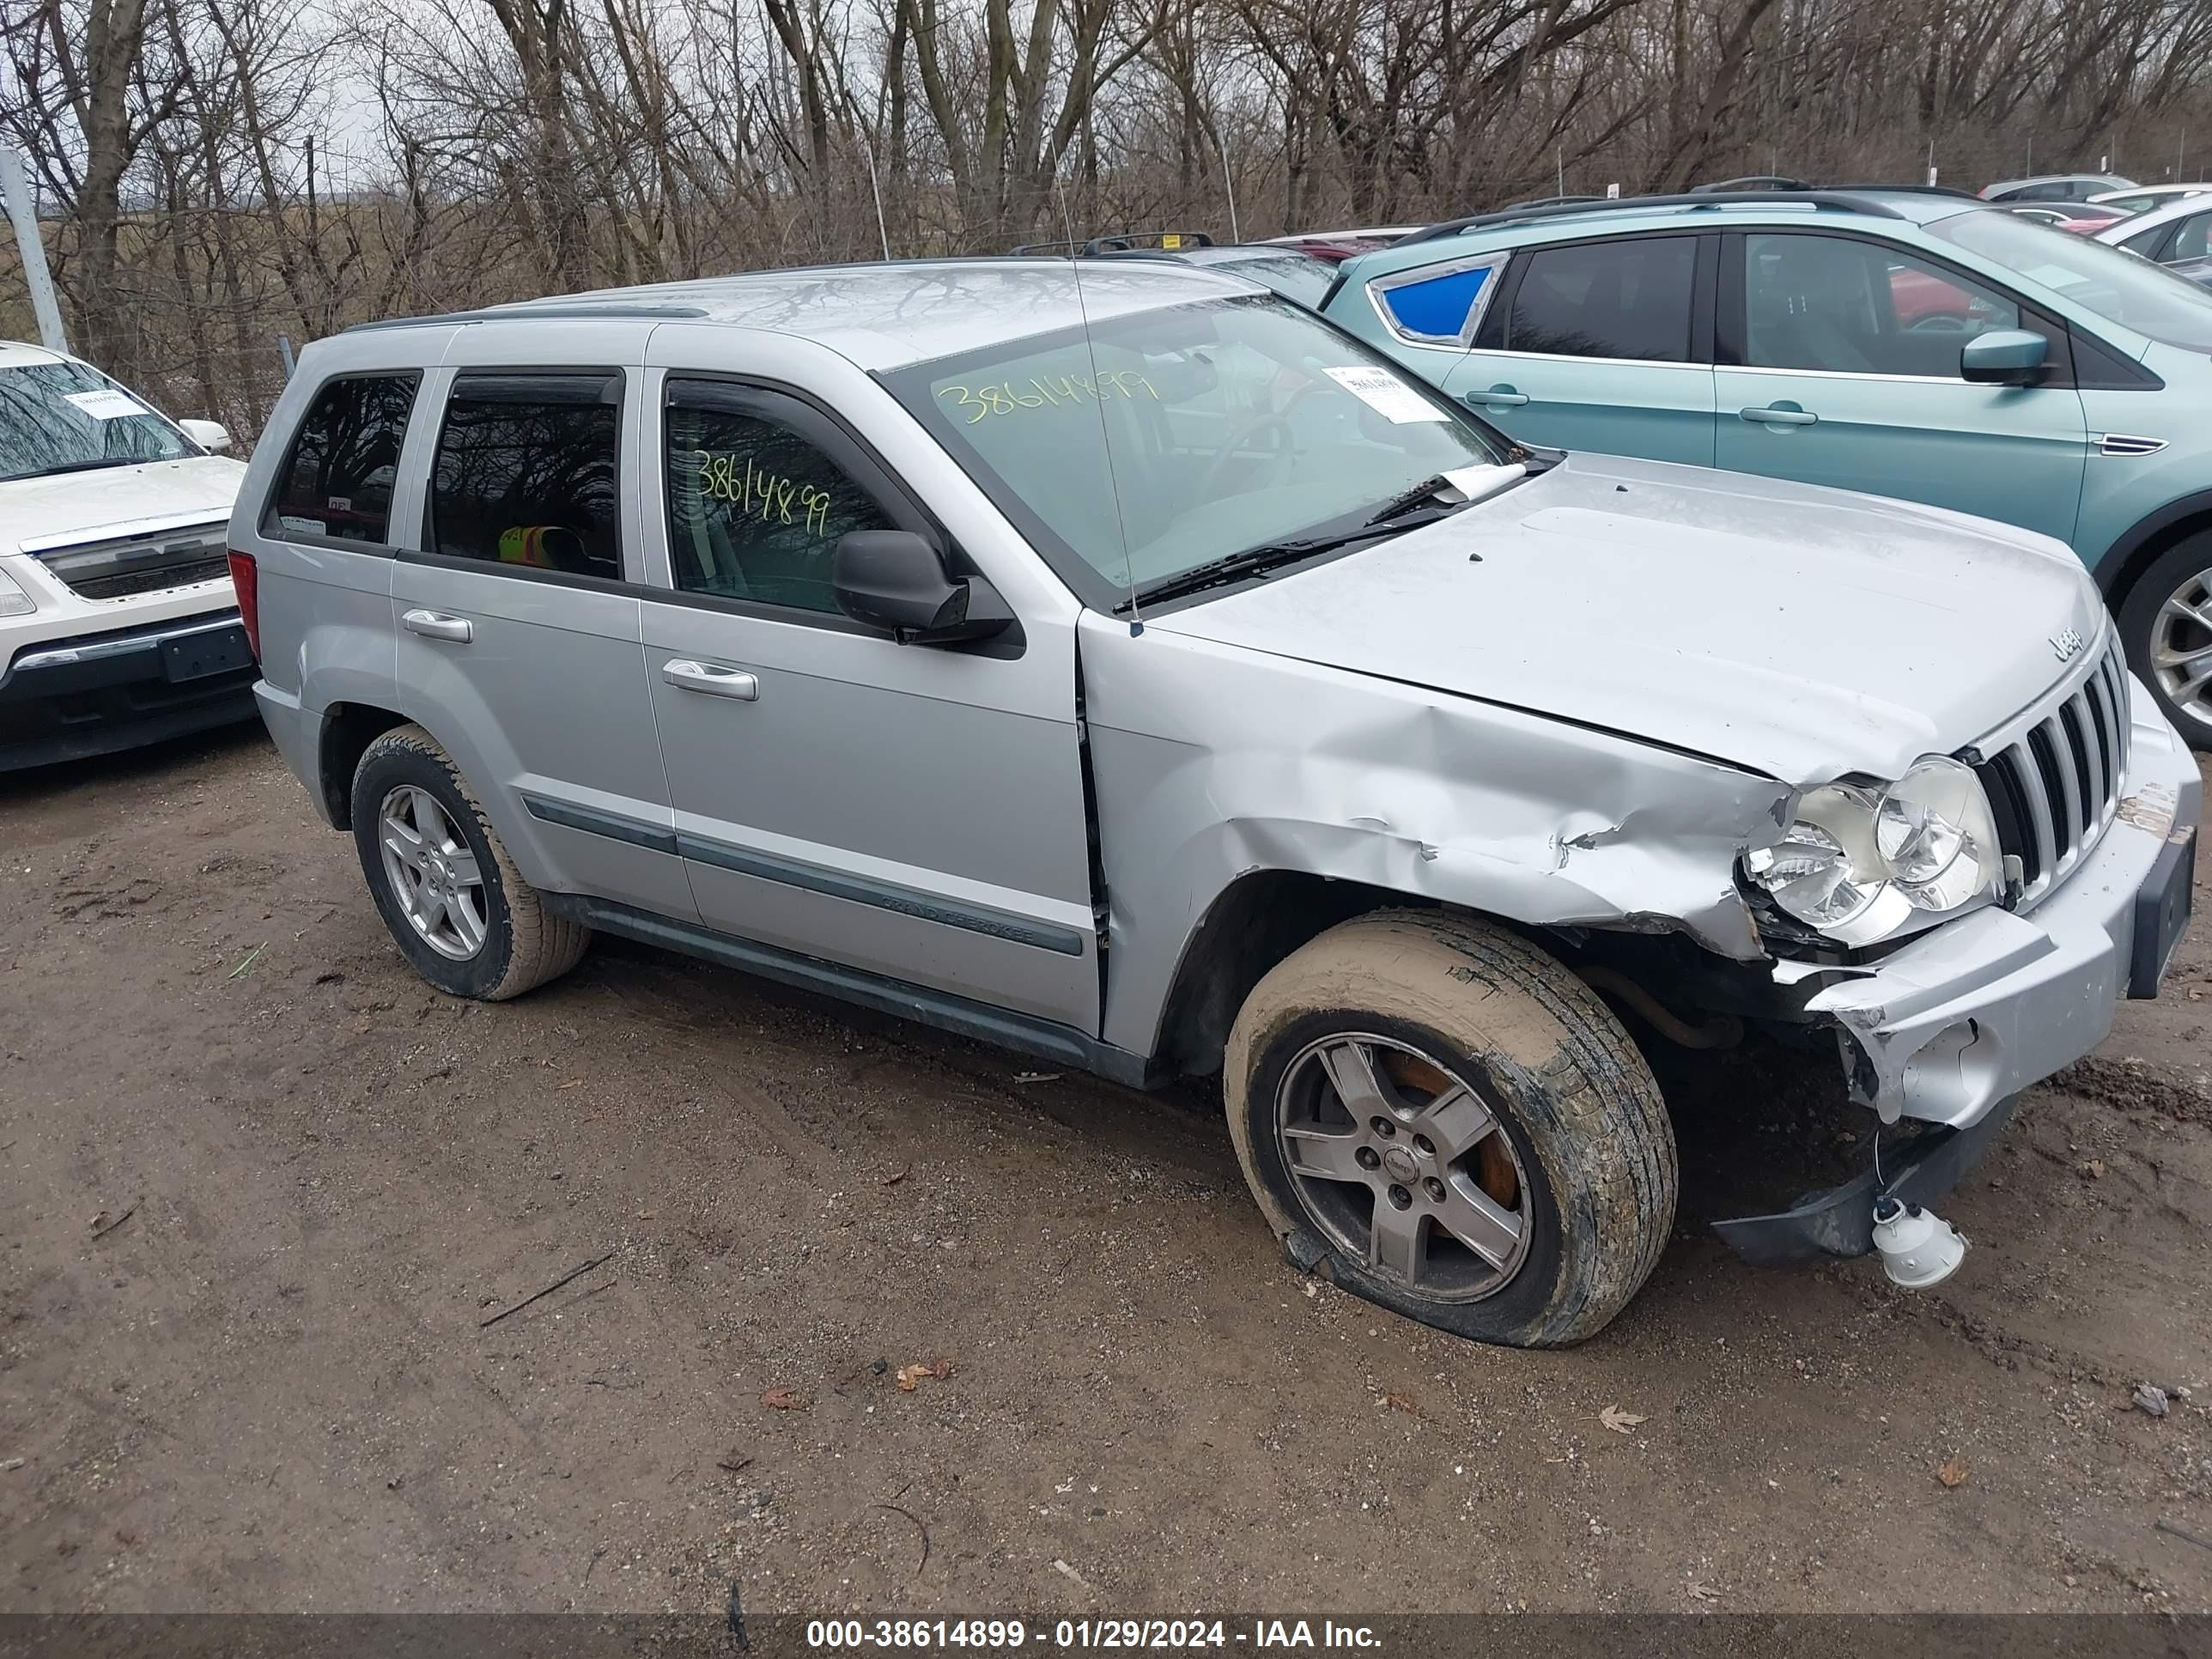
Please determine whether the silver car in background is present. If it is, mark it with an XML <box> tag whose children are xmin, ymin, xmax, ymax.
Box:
<box><xmin>229</xmin><ymin>261</ymin><xmax>2199</xmax><ymax>1346</ymax></box>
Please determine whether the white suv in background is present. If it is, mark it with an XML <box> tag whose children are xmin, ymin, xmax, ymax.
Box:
<box><xmin>0</xmin><ymin>340</ymin><xmax>256</xmax><ymax>770</ymax></box>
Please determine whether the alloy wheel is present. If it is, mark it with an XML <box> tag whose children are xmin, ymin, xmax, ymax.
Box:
<box><xmin>377</xmin><ymin>785</ymin><xmax>489</xmax><ymax>961</ymax></box>
<box><xmin>2153</xmin><ymin>567</ymin><xmax>2212</xmax><ymax>732</ymax></box>
<box><xmin>1272</xmin><ymin>1032</ymin><xmax>1532</xmax><ymax>1301</ymax></box>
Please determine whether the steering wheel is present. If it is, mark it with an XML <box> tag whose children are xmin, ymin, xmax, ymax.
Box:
<box><xmin>1195</xmin><ymin>411</ymin><xmax>1298</xmax><ymax>499</ymax></box>
<box><xmin>1906</xmin><ymin>313</ymin><xmax>1974</xmax><ymax>332</ymax></box>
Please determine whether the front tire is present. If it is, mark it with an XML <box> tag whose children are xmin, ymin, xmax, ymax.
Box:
<box><xmin>349</xmin><ymin>724</ymin><xmax>589</xmax><ymax>1000</ymax></box>
<box><xmin>2118</xmin><ymin>532</ymin><xmax>2212</xmax><ymax>749</ymax></box>
<box><xmin>1224</xmin><ymin>911</ymin><xmax>1676</xmax><ymax>1348</ymax></box>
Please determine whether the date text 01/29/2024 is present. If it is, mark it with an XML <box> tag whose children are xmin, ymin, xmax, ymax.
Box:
<box><xmin>804</xmin><ymin>1621</ymin><xmax>1382</xmax><ymax>1650</ymax></box>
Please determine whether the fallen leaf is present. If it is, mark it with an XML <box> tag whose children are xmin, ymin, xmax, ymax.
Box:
<box><xmin>716</xmin><ymin>1454</ymin><xmax>754</xmax><ymax>1474</ymax></box>
<box><xmin>1381</xmin><ymin>1392</ymin><xmax>1417</xmax><ymax>1415</ymax></box>
<box><xmin>896</xmin><ymin>1358</ymin><xmax>954</xmax><ymax>1391</ymax></box>
<box><xmin>1013</xmin><ymin>1072</ymin><xmax>1062</xmax><ymax>1085</ymax></box>
<box><xmin>2188</xmin><ymin>986</ymin><xmax>2203</xmax><ymax>1002</ymax></box>
<box><xmin>761</xmin><ymin>1388</ymin><xmax>804</xmax><ymax>1411</ymax></box>
<box><xmin>1687</xmin><ymin>1582</ymin><xmax>1722</xmax><ymax>1604</ymax></box>
<box><xmin>2079</xmin><ymin>1158</ymin><xmax>2105</xmax><ymax>1180</ymax></box>
<box><xmin>881</xmin><ymin>1164</ymin><xmax>910</xmax><ymax>1188</ymax></box>
<box><xmin>1936</xmin><ymin>1455</ymin><xmax>1969</xmax><ymax>1488</ymax></box>
<box><xmin>1599</xmin><ymin>1405</ymin><xmax>1648</xmax><ymax>1435</ymax></box>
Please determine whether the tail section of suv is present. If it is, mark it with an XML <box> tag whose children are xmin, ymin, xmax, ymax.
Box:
<box><xmin>0</xmin><ymin>341</ymin><xmax>254</xmax><ymax>769</ymax></box>
<box><xmin>1320</xmin><ymin>188</ymin><xmax>2212</xmax><ymax>744</ymax></box>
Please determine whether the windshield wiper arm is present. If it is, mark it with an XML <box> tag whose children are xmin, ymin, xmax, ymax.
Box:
<box><xmin>22</xmin><ymin>457</ymin><xmax>138</xmax><ymax>479</ymax></box>
<box><xmin>1364</xmin><ymin>474</ymin><xmax>1458</xmax><ymax>525</ymax></box>
<box><xmin>1127</xmin><ymin>506</ymin><xmax>1463</xmax><ymax>608</ymax></box>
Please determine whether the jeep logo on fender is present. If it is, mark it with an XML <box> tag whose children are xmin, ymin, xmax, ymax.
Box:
<box><xmin>2050</xmin><ymin>627</ymin><xmax>2087</xmax><ymax>662</ymax></box>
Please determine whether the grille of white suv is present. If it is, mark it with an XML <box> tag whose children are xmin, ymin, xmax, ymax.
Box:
<box><xmin>29</xmin><ymin>520</ymin><xmax>230</xmax><ymax>601</ymax></box>
<box><xmin>1969</xmin><ymin>635</ymin><xmax>2131</xmax><ymax>907</ymax></box>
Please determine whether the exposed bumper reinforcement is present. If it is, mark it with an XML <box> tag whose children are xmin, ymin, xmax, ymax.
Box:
<box><xmin>1711</xmin><ymin>1092</ymin><xmax>2020</xmax><ymax>1268</ymax></box>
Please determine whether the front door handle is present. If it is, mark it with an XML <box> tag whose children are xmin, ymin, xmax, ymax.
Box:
<box><xmin>401</xmin><ymin>609</ymin><xmax>472</xmax><ymax>643</ymax></box>
<box><xmin>1739</xmin><ymin>404</ymin><xmax>1818</xmax><ymax>426</ymax></box>
<box><xmin>1463</xmin><ymin>387</ymin><xmax>1529</xmax><ymax>408</ymax></box>
<box><xmin>662</xmin><ymin>659</ymin><xmax>760</xmax><ymax>701</ymax></box>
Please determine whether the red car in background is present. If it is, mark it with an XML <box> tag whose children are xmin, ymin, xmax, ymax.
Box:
<box><xmin>1261</xmin><ymin>228</ymin><xmax>1419</xmax><ymax>263</ymax></box>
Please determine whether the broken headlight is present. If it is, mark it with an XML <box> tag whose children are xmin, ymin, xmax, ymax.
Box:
<box><xmin>1744</xmin><ymin>757</ymin><xmax>2000</xmax><ymax>947</ymax></box>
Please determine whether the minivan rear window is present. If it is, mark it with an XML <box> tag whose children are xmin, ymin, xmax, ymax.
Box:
<box><xmin>428</xmin><ymin>375</ymin><xmax>623</xmax><ymax>580</ymax></box>
<box><xmin>264</xmin><ymin>374</ymin><xmax>418</xmax><ymax>544</ymax></box>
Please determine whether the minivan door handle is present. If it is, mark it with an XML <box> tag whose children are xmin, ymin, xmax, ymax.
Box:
<box><xmin>662</xmin><ymin>659</ymin><xmax>760</xmax><ymax>701</ymax></box>
<box><xmin>401</xmin><ymin>609</ymin><xmax>472</xmax><ymax>643</ymax></box>
<box><xmin>1463</xmin><ymin>387</ymin><xmax>1529</xmax><ymax>408</ymax></box>
<box><xmin>1739</xmin><ymin>404</ymin><xmax>1819</xmax><ymax>426</ymax></box>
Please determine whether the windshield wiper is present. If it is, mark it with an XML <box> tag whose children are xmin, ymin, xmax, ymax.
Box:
<box><xmin>1364</xmin><ymin>474</ymin><xmax>1458</xmax><ymax>525</ymax></box>
<box><xmin>1127</xmin><ymin>505</ymin><xmax>1462</xmax><ymax>608</ymax></box>
<box><xmin>17</xmin><ymin>457</ymin><xmax>139</xmax><ymax>480</ymax></box>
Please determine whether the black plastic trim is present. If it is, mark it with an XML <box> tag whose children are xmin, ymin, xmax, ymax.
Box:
<box><xmin>2094</xmin><ymin>488</ymin><xmax>2212</xmax><ymax>594</ymax></box>
<box><xmin>518</xmin><ymin>793</ymin><xmax>1085</xmax><ymax>956</ymax></box>
<box><xmin>2130</xmin><ymin>826</ymin><xmax>2197</xmax><ymax>998</ymax></box>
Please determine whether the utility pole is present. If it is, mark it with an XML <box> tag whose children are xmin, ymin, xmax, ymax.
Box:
<box><xmin>1</xmin><ymin>149</ymin><xmax>67</xmax><ymax>354</ymax></box>
<box><xmin>1218</xmin><ymin>133</ymin><xmax>1241</xmax><ymax>244</ymax></box>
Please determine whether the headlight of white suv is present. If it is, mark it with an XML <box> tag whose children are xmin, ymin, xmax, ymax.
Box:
<box><xmin>0</xmin><ymin>566</ymin><xmax>33</xmax><ymax>617</ymax></box>
<box><xmin>1743</xmin><ymin>757</ymin><xmax>2001</xmax><ymax>947</ymax></box>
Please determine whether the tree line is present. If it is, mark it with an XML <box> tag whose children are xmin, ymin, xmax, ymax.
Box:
<box><xmin>5</xmin><ymin>0</ymin><xmax>2211</xmax><ymax>433</ymax></box>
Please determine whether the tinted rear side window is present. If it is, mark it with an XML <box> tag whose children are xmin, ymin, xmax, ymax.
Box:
<box><xmin>1505</xmin><ymin>237</ymin><xmax>1697</xmax><ymax>362</ymax></box>
<box><xmin>264</xmin><ymin>374</ymin><xmax>418</xmax><ymax>544</ymax></box>
<box><xmin>428</xmin><ymin>375</ymin><xmax>622</xmax><ymax>581</ymax></box>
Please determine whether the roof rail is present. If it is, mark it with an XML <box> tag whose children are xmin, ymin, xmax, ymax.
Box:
<box><xmin>1690</xmin><ymin>175</ymin><xmax>1815</xmax><ymax>193</ymax></box>
<box><xmin>1496</xmin><ymin>192</ymin><xmax>1609</xmax><ymax>210</ymax></box>
<box><xmin>345</xmin><ymin>301</ymin><xmax>711</xmax><ymax>333</ymax></box>
<box><xmin>1394</xmin><ymin>189</ymin><xmax>1908</xmax><ymax>248</ymax></box>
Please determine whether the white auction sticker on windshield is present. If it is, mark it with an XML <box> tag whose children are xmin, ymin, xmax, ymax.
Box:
<box><xmin>1324</xmin><ymin>365</ymin><xmax>1449</xmax><ymax>423</ymax></box>
<box><xmin>64</xmin><ymin>388</ymin><xmax>146</xmax><ymax>420</ymax></box>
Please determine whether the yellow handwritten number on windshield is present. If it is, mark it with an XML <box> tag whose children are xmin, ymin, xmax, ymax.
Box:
<box><xmin>938</xmin><ymin>372</ymin><xmax>1159</xmax><ymax>423</ymax></box>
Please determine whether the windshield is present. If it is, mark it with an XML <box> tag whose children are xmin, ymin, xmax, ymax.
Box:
<box><xmin>1928</xmin><ymin>207</ymin><xmax>2212</xmax><ymax>350</ymax></box>
<box><xmin>0</xmin><ymin>359</ymin><xmax>195</xmax><ymax>483</ymax></box>
<box><xmin>884</xmin><ymin>294</ymin><xmax>1513</xmax><ymax>606</ymax></box>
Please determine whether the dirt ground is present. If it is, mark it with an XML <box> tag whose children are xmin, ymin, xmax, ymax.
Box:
<box><xmin>3</xmin><ymin>725</ymin><xmax>2210</xmax><ymax>1617</ymax></box>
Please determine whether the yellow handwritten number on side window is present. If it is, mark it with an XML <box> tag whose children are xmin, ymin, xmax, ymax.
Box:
<box><xmin>696</xmin><ymin>453</ymin><xmax>832</xmax><ymax>537</ymax></box>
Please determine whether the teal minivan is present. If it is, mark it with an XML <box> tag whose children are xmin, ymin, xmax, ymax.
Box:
<box><xmin>1320</xmin><ymin>188</ymin><xmax>2212</xmax><ymax>741</ymax></box>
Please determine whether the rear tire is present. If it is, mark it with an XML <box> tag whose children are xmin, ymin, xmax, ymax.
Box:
<box><xmin>2117</xmin><ymin>532</ymin><xmax>2212</xmax><ymax>749</ymax></box>
<box><xmin>1224</xmin><ymin>910</ymin><xmax>1676</xmax><ymax>1348</ymax></box>
<box><xmin>349</xmin><ymin>724</ymin><xmax>589</xmax><ymax>1000</ymax></box>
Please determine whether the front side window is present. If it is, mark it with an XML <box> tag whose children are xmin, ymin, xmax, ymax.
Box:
<box><xmin>265</xmin><ymin>374</ymin><xmax>417</xmax><ymax>544</ymax></box>
<box><xmin>1926</xmin><ymin>205</ymin><xmax>2212</xmax><ymax>351</ymax></box>
<box><xmin>885</xmin><ymin>294</ymin><xmax>1513</xmax><ymax>605</ymax></box>
<box><xmin>0</xmin><ymin>360</ymin><xmax>194</xmax><ymax>484</ymax></box>
<box><xmin>428</xmin><ymin>375</ymin><xmax>622</xmax><ymax>581</ymax></box>
<box><xmin>1504</xmin><ymin>237</ymin><xmax>1696</xmax><ymax>362</ymax></box>
<box><xmin>2123</xmin><ymin>222</ymin><xmax>2172</xmax><ymax>258</ymax></box>
<box><xmin>664</xmin><ymin>390</ymin><xmax>895</xmax><ymax>614</ymax></box>
<box><xmin>1741</xmin><ymin>233</ymin><xmax>2027</xmax><ymax>377</ymax></box>
<box><xmin>2169</xmin><ymin>212</ymin><xmax>2212</xmax><ymax>262</ymax></box>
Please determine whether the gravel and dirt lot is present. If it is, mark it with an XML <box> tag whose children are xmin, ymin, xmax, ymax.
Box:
<box><xmin>3</xmin><ymin>726</ymin><xmax>2210</xmax><ymax>1615</ymax></box>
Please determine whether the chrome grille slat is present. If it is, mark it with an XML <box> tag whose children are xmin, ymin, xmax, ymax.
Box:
<box><xmin>1966</xmin><ymin>637</ymin><xmax>2128</xmax><ymax>910</ymax></box>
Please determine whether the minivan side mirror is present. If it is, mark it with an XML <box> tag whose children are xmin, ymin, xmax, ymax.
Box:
<box><xmin>179</xmin><ymin>418</ymin><xmax>234</xmax><ymax>453</ymax></box>
<box><xmin>833</xmin><ymin>530</ymin><xmax>1013</xmax><ymax>645</ymax></box>
<box><xmin>1960</xmin><ymin>330</ymin><xmax>2048</xmax><ymax>386</ymax></box>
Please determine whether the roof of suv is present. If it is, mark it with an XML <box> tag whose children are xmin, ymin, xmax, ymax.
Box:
<box><xmin>349</xmin><ymin>258</ymin><xmax>1262</xmax><ymax>372</ymax></box>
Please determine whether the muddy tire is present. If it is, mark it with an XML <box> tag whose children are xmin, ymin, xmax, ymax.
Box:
<box><xmin>349</xmin><ymin>724</ymin><xmax>589</xmax><ymax>1000</ymax></box>
<box><xmin>1224</xmin><ymin>909</ymin><xmax>1676</xmax><ymax>1348</ymax></box>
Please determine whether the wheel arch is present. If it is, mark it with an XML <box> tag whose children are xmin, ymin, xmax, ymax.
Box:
<box><xmin>317</xmin><ymin>701</ymin><xmax>412</xmax><ymax>830</ymax></box>
<box><xmin>2094</xmin><ymin>490</ymin><xmax>2212</xmax><ymax>611</ymax></box>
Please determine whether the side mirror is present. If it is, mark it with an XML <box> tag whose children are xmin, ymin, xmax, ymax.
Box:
<box><xmin>833</xmin><ymin>530</ymin><xmax>1013</xmax><ymax>645</ymax></box>
<box><xmin>179</xmin><ymin>418</ymin><xmax>234</xmax><ymax>453</ymax></box>
<box><xmin>1960</xmin><ymin>330</ymin><xmax>2048</xmax><ymax>386</ymax></box>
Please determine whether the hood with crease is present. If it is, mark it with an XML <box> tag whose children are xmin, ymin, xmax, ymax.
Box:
<box><xmin>2</xmin><ymin>456</ymin><xmax>246</xmax><ymax>554</ymax></box>
<box><xmin>1141</xmin><ymin>451</ymin><xmax>2102</xmax><ymax>784</ymax></box>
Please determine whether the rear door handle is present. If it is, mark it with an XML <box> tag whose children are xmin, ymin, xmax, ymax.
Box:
<box><xmin>1463</xmin><ymin>388</ymin><xmax>1529</xmax><ymax>408</ymax></box>
<box><xmin>401</xmin><ymin>609</ymin><xmax>472</xmax><ymax>643</ymax></box>
<box><xmin>1739</xmin><ymin>405</ymin><xmax>1818</xmax><ymax>426</ymax></box>
<box><xmin>662</xmin><ymin>659</ymin><xmax>759</xmax><ymax>701</ymax></box>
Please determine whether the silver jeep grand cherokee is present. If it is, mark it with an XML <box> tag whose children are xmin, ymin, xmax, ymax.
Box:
<box><xmin>230</xmin><ymin>260</ymin><xmax>2199</xmax><ymax>1347</ymax></box>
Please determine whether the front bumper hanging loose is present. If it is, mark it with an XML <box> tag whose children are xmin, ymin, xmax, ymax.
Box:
<box><xmin>1717</xmin><ymin>685</ymin><xmax>2201</xmax><ymax>1266</ymax></box>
